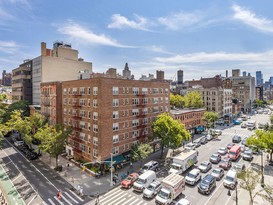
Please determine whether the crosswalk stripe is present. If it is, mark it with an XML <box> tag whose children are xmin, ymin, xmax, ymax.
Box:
<box><xmin>128</xmin><ymin>198</ymin><xmax>139</xmax><ymax>205</ymax></box>
<box><xmin>67</xmin><ymin>189</ymin><xmax>84</xmax><ymax>202</ymax></box>
<box><xmin>100</xmin><ymin>188</ymin><xmax>123</xmax><ymax>202</ymax></box>
<box><xmin>54</xmin><ymin>196</ymin><xmax>64</xmax><ymax>205</ymax></box>
<box><xmin>121</xmin><ymin>196</ymin><xmax>135</xmax><ymax>205</ymax></box>
<box><xmin>107</xmin><ymin>197</ymin><xmax>127</xmax><ymax>205</ymax></box>
<box><xmin>63</xmin><ymin>192</ymin><xmax>79</xmax><ymax>204</ymax></box>
<box><xmin>100</xmin><ymin>191</ymin><xmax>125</xmax><ymax>204</ymax></box>
<box><xmin>59</xmin><ymin>194</ymin><xmax>73</xmax><ymax>205</ymax></box>
<box><xmin>136</xmin><ymin>201</ymin><xmax>144</xmax><ymax>205</ymax></box>
<box><xmin>48</xmin><ymin>198</ymin><xmax>55</xmax><ymax>205</ymax></box>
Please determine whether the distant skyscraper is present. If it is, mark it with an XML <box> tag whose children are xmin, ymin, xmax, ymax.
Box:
<box><xmin>122</xmin><ymin>63</ymin><xmax>131</xmax><ymax>79</ymax></box>
<box><xmin>177</xmin><ymin>70</ymin><xmax>183</xmax><ymax>85</ymax></box>
<box><xmin>269</xmin><ymin>76</ymin><xmax>273</xmax><ymax>85</ymax></box>
<box><xmin>242</xmin><ymin>71</ymin><xmax>247</xmax><ymax>76</ymax></box>
<box><xmin>256</xmin><ymin>71</ymin><xmax>263</xmax><ymax>86</ymax></box>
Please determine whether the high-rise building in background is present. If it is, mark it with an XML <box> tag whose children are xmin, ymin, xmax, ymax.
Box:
<box><xmin>122</xmin><ymin>63</ymin><xmax>133</xmax><ymax>79</ymax></box>
<box><xmin>242</xmin><ymin>71</ymin><xmax>247</xmax><ymax>77</ymax></box>
<box><xmin>177</xmin><ymin>70</ymin><xmax>184</xmax><ymax>85</ymax></box>
<box><xmin>2</xmin><ymin>70</ymin><xmax>12</xmax><ymax>86</ymax></box>
<box><xmin>256</xmin><ymin>71</ymin><xmax>263</xmax><ymax>86</ymax></box>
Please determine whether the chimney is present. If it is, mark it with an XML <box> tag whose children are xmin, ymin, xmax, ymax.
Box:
<box><xmin>41</xmin><ymin>42</ymin><xmax>46</xmax><ymax>56</ymax></box>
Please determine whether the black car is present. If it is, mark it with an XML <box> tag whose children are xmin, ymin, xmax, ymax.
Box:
<box><xmin>232</xmin><ymin>135</ymin><xmax>241</xmax><ymax>143</ymax></box>
<box><xmin>198</xmin><ymin>174</ymin><xmax>216</xmax><ymax>195</ymax></box>
<box><xmin>200</xmin><ymin>137</ymin><xmax>208</xmax><ymax>145</ymax></box>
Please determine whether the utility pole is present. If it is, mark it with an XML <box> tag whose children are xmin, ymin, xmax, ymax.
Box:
<box><xmin>110</xmin><ymin>153</ymin><xmax>113</xmax><ymax>187</ymax></box>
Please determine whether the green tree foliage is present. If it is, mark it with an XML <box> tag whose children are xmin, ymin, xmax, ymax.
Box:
<box><xmin>2</xmin><ymin>100</ymin><xmax>30</xmax><ymax>123</ymax></box>
<box><xmin>183</xmin><ymin>91</ymin><xmax>204</xmax><ymax>108</ymax></box>
<box><xmin>237</xmin><ymin>168</ymin><xmax>262</xmax><ymax>205</ymax></box>
<box><xmin>202</xmin><ymin>111</ymin><xmax>218</xmax><ymax>129</ymax></box>
<box><xmin>253</xmin><ymin>100</ymin><xmax>267</xmax><ymax>108</ymax></box>
<box><xmin>0</xmin><ymin>94</ymin><xmax>7</xmax><ymax>102</ymax></box>
<box><xmin>35</xmin><ymin>124</ymin><xmax>71</xmax><ymax>167</ymax></box>
<box><xmin>246</xmin><ymin>130</ymin><xmax>273</xmax><ymax>162</ymax></box>
<box><xmin>170</xmin><ymin>93</ymin><xmax>184</xmax><ymax>108</ymax></box>
<box><xmin>131</xmin><ymin>143</ymin><xmax>153</xmax><ymax>167</ymax></box>
<box><xmin>152</xmin><ymin>113</ymin><xmax>191</xmax><ymax>156</ymax></box>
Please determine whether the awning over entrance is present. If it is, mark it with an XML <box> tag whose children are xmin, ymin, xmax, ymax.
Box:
<box><xmin>104</xmin><ymin>154</ymin><xmax>127</xmax><ymax>166</ymax></box>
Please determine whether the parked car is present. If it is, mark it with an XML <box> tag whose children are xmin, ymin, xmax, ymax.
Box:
<box><xmin>214</xmin><ymin>130</ymin><xmax>222</xmax><ymax>136</ymax></box>
<box><xmin>143</xmin><ymin>180</ymin><xmax>162</xmax><ymax>198</ymax></box>
<box><xmin>14</xmin><ymin>140</ymin><xmax>24</xmax><ymax>147</ymax></box>
<box><xmin>242</xmin><ymin>149</ymin><xmax>253</xmax><ymax>161</ymax></box>
<box><xmin>218</xmin><ymin>147</ymin><xmax>228</xmax><ymax>155</ymax></box>
<box><xmin>216</xmin><ymin>120</ymin><xmax>225</xmax><ymax>126</ymax></box>
<box><xmin>211</xmin><ymin>168</ymin><xmax>225</xmax><ymax>181</ymax></box>
<box><xmin>121</xmin><ymin>173</ymin><xmax>139</xmax><ymax>188</ymax></box>
<box><xmin>223</xmin><ymin>170</ymin><xmax>237</xmax><ymax>190</ymax></box>
<box><xmin>210</xmin><ymin>153</ymin><xmax>221</xmax><ymax>164</ymax></box>
<box><xmin>175</xmin><ymin>198</ymin><xmax>192</xmax><ymax>205</ymax></box>
<box><xmin>185</xmin><ymin>143</ymin><xmax>196</xmax><ymax>150</ymax></box>
<box><xmin>193</xmin><ymin>140</ymin><xmax>201</xmax><ymax>148</ymax></box>
<box><xmin>197</xmin><ymin>174</ymin><xmax>216</xmax><ymax>195</ymax></box>
<box><xmin>241</xmin><ymin>123</ymin><xmax>247</xmax><ymax>128</ymax></box>
<box><xmin>227</xmin><ymin>143</ymin><xmax>235</xmax><ymax>150</ymax></box>
<box><xmin>241</xmin><ymin>137</ymin><xmax>248</xmax><ymax>146</ymax></box>
<box><xmin>139</xmin><ymin>161</ymin><xmax>159</xmax><ymax>174</ymax></box>
<box><xmin>200</xmin><ymin>137</ymin><xmax>208</xmax><ymax>145</ymax></box>
<box><xmin>206</xmin><ymin>134</ymin><xmax>213</xmax><ymax>141</ymax></box>
<box><xmin>185</xmin><ymin>168</ymin><xmax>201</xmax><ymax>185</ymax></box>
<box><xmin>198</xmin><ymin>161</ymin><xmax>212</xmax><ymax>173</ymax></box>
<box><xmin>232</xmin><ymin>163</ymin><xmax>246</xmax><ymax>172</ymax></box>
<box><xmin>219</xmin><ymin>157</ymin><xmax>232</xmax><ymax>170</ymax></box>
<box><xmin>232</xmin><ymin>135</ymin><xmax>241</xmax><ymax>143</ymax></box>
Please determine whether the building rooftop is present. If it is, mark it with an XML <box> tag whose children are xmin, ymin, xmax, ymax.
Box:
<box><xmin>170</xmin><ymin>108</ymin><xmax>206</xmax><ymax>115</ymax></box>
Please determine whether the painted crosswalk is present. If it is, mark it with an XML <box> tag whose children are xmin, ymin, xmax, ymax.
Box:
<box><xmin>46</xmin><ymin>189</ymin><xmax>83</xmax><ymax>205</ymax></box>
<box><xmin>99</xmin><ymin>187</ymin><xmax>148</xmax><ymax>205</ymax></box>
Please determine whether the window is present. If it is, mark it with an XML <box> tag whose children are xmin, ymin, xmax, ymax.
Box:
<box><xmin>80</xmin><ymin>121</ymin><xmax>85</xmax><ymax>129</ymax></box>
<box><xmin>88</xmin><ymin>135</ymin><xmax>91</xmax><ymax>142</ymax></box>
<box><xmin>133</xmin><ymin>130</ymin><xmax>139</xmax><ymax>137</ymax></box>
<box><xmin>142</xmin><ymin>88</ymin><xmax>148</xmax><ymax>95</ymax></box>
<box><xmin>143</xmin><ymin>98</ymin><xmax>148</xmax><ymax>104</ymax></box>
<box><xmin>165</xmin><ymin>88</ymin><xmax>169</xmax><ymax>94</ymax></box>
<box><xmin>63</xmin><ymin>88</ymin><xmax>67</xmax><ymax>95</ymax></box>
<box><xmin>113</xmin><ymin>111</ymin><xmax>119</xmax><ymax>119</ymax></box>
<box><xmin>154</xmin><ymin>97</ymin><xmax>158</xmax><ymax>104</ymax></box>
<box><xmin>64</xmin><ymin>108</ymin><xmax>67</xmax><ymax>115</ymax></box>
<box><xmin>88</xmin><ymin>111</ymin><xmax>91</xmax><ymax>119</ymax></box>
<box><xmin>80</xmin><ymin>132</ymin><xmax>85</xmax><ymax>140</ymax></box>
<box><xmin>88</xmin><ymin>147</ymin><xmax>91</xmax><ymax>154</ymax></box>
<box><xmin>80</xmin><ymin>144</ymin><xmax>85</xmax><ymax>152</ymax></box>
<box><xmin>93</xmin><ymin>99</ymin><xmax>98</xmax><ymax>107</ymax></box>
<box><xmin>132</xmin><ymin>119</ymin><xmax>139</xmax><ymax>127</ymax></box>
<box><xmin>143</xmin><ymin>118</ymin><xmax>148</xmax><ymax>125</ymax></box>
<box><xmin>112</xmin><ymin>147</ymin><xmax>119</xmax><ymax>155</ymax></box>
<box><xmin>113</xmin><ymin>123</ymin><xmax>119</xmax><ymax>131</ymax></box>
<box><xmin>113</xmin><ymin>87</ymin><xmax>119</xmax><ymax>95</ymax></box>
<box><xmin>88</xmin><ymin>99</ymin><xmax>91</xmax><ymax>107</ymax></box>
<box><xmin>79</xmin><ymin>87</ymin><xmax>85</xmax><ymax>95</ymax></box>
<box><xmin>93</xmin><ymin>137</ymin><xmax>98</xmax><ymax>145</ymax></box>
<box><xmin>132</xmin><ymin>87</ymin><xmax>139</xmax><ymax>95</ymax></box>
<box><xmin>113</xmin><ymin>135</ymin><xmax>119</xmax><ymax>144</ymax></box>
<box><xmin>153</xmin><ymin>88</ymin><xmax>159</xmax><ymax>94</ymax></box>
<box><xmin>80</xmin><ymin>110</ymin><xmax>85</xmax><ymax>117</ymax></box>
<box><xmin>79</xmin><ymin>99</ymin><xmax>85</xmax><ymax>106</ymax></box>
<box><xmin>93</xmin><ymin>124</ymin><xmax>98</xmax><ymax>132</ymax></box>
<box><xmin>93</xmin><ymin>149</ymin><xmax>98</xmax><ymax>158</ymax></box>
<box><xmin>72</xmin><ymin>88</ymin><xmax>77</xmax><ymax>95</ymax></box>
<box><xmin>88</xmin><ymin>123</ymin><xmax>91</xmax><ymax>131</ymax></box>
<box><xmin>113</xmin><ymin>99</ymin><xmax>119</xmax><ymax>107</ymax></box>
<box><xmin>93</xmin><ymin>112</ymin><xmax>98</xmax><ymax>120</ymax></box>
<box><xmin>142</xmin><ymin>108</ymin><xmax>148</xmax><ymax>115</ymax></box>
<box><xmin>132</xmin><ymin>109</ymin><xmax>139</xmax><ymax>116</ymax></box>
<box><xmin>132</xmin><ymin>98</ymin><xmax>139</xmax><ymax>105</ymax></box>
<box><xmin>165</xmin><ymin>97</ymin><xmax>168</xmax><ymax>103</ymax></box>
<box><xmin>93</xmin><ymin>87</ymin><xmax>98</xmax><ymax>95</ymax></box>
<box><xmin>88</xmin><ymin>87</ymin><xmax>91</xmax><ymax>95</ymax></box>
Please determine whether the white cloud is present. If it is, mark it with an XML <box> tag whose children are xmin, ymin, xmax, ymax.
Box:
<box><xmin>57</xmin><ymin>21</ymin><xmax>134</xmax><ymax>48</ymax></box>
<box><xmin>232</xmin><ymin>4</ymin><xmax>273</xmax><ymax>33</ymax></box>
<box><xmin>158</xmin><ymin>11</ymin><xmax>204</xmax><ymax>30</ymax></box>
<box><xmin>0</xmin><ymin>40</ymin><xmax>19</xmax><ymax>54</ymax></box>
<box><xmin>154</xmin><ymin>51</ymin><xmax>273</xmax><ymax>64</ymax></box>
<box><xmin>108</xmin><ymin>14</ymin><xmax>150</xmax><ymax>31</ymax></box>
<box><xmin>146</xmin><ymin>45</ymin><xmax>173</xmax><ymax>55</ymax></box>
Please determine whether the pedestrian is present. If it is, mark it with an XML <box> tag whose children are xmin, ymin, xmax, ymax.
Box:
<box><xmin>130</xmin><ymin>162</ymin><xmax>133</xmax><ymax>169</ymax></box>
<box><xmin>267</xmin><ymin>154</ymin><xmax>269</xmax><ymax>161</ymax></box>
<box><xmin>67</xmin><ymin>162</ymin><xmax>70</xmax><ymax>170</ymax></box>
<box><xmin>95</xmin><ymin>192</ymin><xmax>99</xmax><ymax>204</ymax></box>
<box><xmin>79</xmin><ymin>187</ymin><xmax>83</xmax><ymax>197</ymax></box>
<box><xmin>57</xmin><ymin>190</ymin><xmax>61</xmax><ymax>200</ymax></box>
<box><xmin>127</xmin><ymin>170</ymin><xmax>130</xmax><ymax>176</ymax></box>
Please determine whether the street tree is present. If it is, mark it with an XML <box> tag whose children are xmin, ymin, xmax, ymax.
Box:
<box><xmin>131</xmin><ymin>143</ymin><xmax>153</xmax><ymax>167</ymax></box>
<box><xmin>35</xmin><ymin>124</ymin><xmax>71</xmax><ymax>168</ymax></box>
<box><xmin>237</xmin><ymin>168</ymin><xmax>262</xmax><ymax>205</ymax></box>
<box><xmin>0</xmin><ymin>93</ymin><xmax>7</xmax><ymax>102</ymax></box>
<box><xmin>246</xmin><ymin>130</ymin><xmax>273</xmax><ymax>162</ymax></box>
<box><xmin>2</xmin><ymin>100</ymin><xmax>30</xmax><ymax>123</ymax></box>
<box><xmin>183</xmin><ymin>91</ymin><xmax>203</xmax><ymax>108</ymax></box>
<box><xmin>202</xmin><ymin>111</ymin><xmax>218</xmax><ymax>129</ymax></box>
<box><xmin>152</xmin><ymin>113</ymin><xmax>191</xmax><ymax>157</ymax></box>
<box><xmin>170</xmin><ymin>93</ymin><xmax>184</xmax><ymax>108</ymax></box>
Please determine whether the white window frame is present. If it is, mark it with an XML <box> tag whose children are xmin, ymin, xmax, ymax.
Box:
<box><xmin>113</xmin><ymin>123</ymin><xmax>119</xmax><ymax>131</ymax></box>
<box><xmin>113</xmin><ymin>135</ymin><xmax>119</xmax><ymax>144</ymax></box>
<box><xmin>112</xmin><ymin>87</ymin><xmax>119</xmax><ymax>95</ymax></box>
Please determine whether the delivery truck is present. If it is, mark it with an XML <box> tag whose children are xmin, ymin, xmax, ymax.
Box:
<box><xmin>168</xmin><ymin>149</ymin><xmax>198</xmax><ymax>175</ymax></box>
<box><xmin>155</xmin><ymin>173</ymin><xmax>185</xmax><ymax>205</ymax></box>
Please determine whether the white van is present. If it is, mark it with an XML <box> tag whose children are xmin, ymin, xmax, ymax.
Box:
<box><xmin>133</xmin><ymin>170</ymin><xmax>156</xmax><ymax>192</ymax></box>
<box><xmin>223</xmin><ymin>170</ymin><xmax>237</xmax><ymax>190</ymax></box>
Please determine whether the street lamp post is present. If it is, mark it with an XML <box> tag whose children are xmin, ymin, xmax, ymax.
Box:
<box><xmin>110</xmin><ymin>153</ymin><xmax>113</xmax><ymax>187</ymax></box>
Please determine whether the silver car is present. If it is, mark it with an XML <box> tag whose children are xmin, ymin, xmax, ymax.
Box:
<box><xmin>143</xmin><ymin>181</ymin><xmax>161</xmax><ymax>198</ymax></box>
<box><xmin>211</xmin><ymin>168</ymin><xmax>225</xmax><ymax>180</ymax></box>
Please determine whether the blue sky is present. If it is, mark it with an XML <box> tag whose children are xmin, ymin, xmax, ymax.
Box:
<box><xmin>1</xmin><ymin>0</ymin><xmax>273</xmax><ymax>82</ymax></box>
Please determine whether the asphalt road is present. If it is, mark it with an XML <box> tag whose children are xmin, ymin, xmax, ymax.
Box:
<box><xmin>97</xmin><ymin>113</ymin><xmax>270</xmax><ymax>205</ymax></box>
<box><xmin>0</xmin><ymin>138</ymin><xmax>91</xmax><ymax>205</ymax></box>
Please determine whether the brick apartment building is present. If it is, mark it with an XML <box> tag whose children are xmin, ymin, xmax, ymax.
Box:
<box><xmin>170</xmin><ymin>108</ymin><xmax>205</xmax><ymax>134</ymax></box>
<box><xmin>41</xmin><ymin>70</ymin><xmax>170</xmax><ymax>163</ymax></box>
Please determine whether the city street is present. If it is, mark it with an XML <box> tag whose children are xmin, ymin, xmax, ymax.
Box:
<box><xmin>0</xmin><ymin>138</ymin><xmax>91</xmax><ymax>205</ymax></box>
<box><xmin>96</xmin><ymin>113</ymin><xmax>271</xmax><ymax>205</ymax></box>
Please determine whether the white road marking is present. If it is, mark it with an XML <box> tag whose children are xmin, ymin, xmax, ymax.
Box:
<box><xmin>107</xmin><ymin>197</ymin><xmax>127</xmax><ymax>205</ymax></box>
<box><xmin>128</xmin><ymin>198</ymin><xmax>140</xmax><ymax>205</ymax></box>
<box><xmin>121</xmin><ymin>196</ymin><xmax>135</xmax><ymax>205</ymax></box>
<box><xmin>48</xmin><ymin>198</ymin><xmax>56</xmax><ymax>205</ymax></box>
<box><xmin>100</xmin><ymin>191</ymin><xmax>125</xmax><ymax>204</ymax></box>
<box><xmin>54</xmin><ymin>196</ymin><xmax>64</xmax><ymax>205</ymax></box>
<box><xmin>63</xmin><ymin>192</ymin><xmax>79</xmax><ymax>204</ymax></box>
<box><xmin>60</xmin><ymin>194</ymin><xmax>73</xmax><ymax>205</ymax></box>
<box><xmin>67</xmin><ymin>189</ymin><xmax>84</xmax><ymax>202</ymax></box>
<box><xmin>100</xmin><ymin>188</ymin><xmax>122</xmax><ymax>202</ymax></box>
<box><xmin>136</xmin><ymin>201</ymin><xmax>144</xmax><ymax>205</ymax></box>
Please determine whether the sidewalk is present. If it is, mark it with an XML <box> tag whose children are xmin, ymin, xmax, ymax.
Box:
<box><xmin>39</xmin><ymin>149</ymin><xmax>166</xmax><ymax>199</ymax></box>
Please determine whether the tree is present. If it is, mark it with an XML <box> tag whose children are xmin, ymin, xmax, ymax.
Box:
<box><xmin>246</xmin><ymin>130</ymin><xmax>273</xmax><ymax>162</ymax></box>
<box><xmin>152</xmin><ymin>113</ymin><xmax>191</xmax><ymax>157</ymax></box>
<box><xmin>0</xmin><ymin>93</ymin><xmax>7</xmax><ymax>102</ymax></box>
<box><xmin>35</xmin><ymin>124</ymin><xmax>71</xmax><ymax>168</ymax></box>
<box><xmin>237</xmin><ymin>168</ymin><xmax>262</xmax><ymax>205</ymax></box>
<box><xmin>183</xmin><ymin>91</ymin><xmax>204</xmax><ymax>109</ymax></box>
<box><xmin>170</xmin><ymin>93</ymin><xmax>184</xmax><ymax>108</ymax></box>
<box><xmin>2</xmin><ymin>100</ymin><xmax>30</xmax><ymax>123</ymax></box>
<box><xmin>131</xmin><ymin>143</ymin><xmax>153</xmax><ymax>167</ymax></box>
<box><xmin>202</xmin><ymin>111</ymin><xmax>218</xmax><ymax>129</ymax></box>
